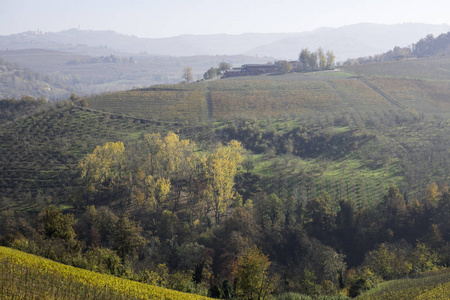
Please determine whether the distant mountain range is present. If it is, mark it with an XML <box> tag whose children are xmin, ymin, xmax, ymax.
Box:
<box><xmin>1</xmin><ymin>23</ymin><xmax>449</xmax><ymax>61</ymax></box>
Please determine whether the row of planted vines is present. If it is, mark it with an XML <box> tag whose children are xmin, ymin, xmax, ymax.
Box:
<box><xmin>269</xmin><ymin>175</ymin><xmax>395</xmax><ymax>209</ymax></box>
<box><xmin>328</xmin><ymin>78</ymin><xmax>398</xmax><ymax>111</ymax></box>
<box><xmin>210</xmin><ymin>88</ymin><xmax>342</xmax><ymax>119</ymax></box>
<box><xmin>342</xmin><ymin>56</ymin><xmax>450</xmax><ymax>81</ymax></box>
<box><xmin>88</xmin><ymin>90</ymin><xmax>208</xmax><ymax>122</ymax></box>
<box><xmin>357</xmin><ymin>269</ymin><xmax>450</xmax><ymax>300</ymax></box>
<box><xmin>86</xmin><ymin>75</ymin><xmax>450</xmax><ymax>124</ymax></box>
<box><xmin>368</xmin><ymin>77</ymin><xmax>450</xmax><ymax>114</ymax></box>
<box><xmin>0</xmin><ymin>247</ymin><xmax>209</xmax><ymax>300</ymax></box>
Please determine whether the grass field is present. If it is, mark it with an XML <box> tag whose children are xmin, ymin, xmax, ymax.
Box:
<box><xmin>0</xmin><ymin>246</ymin><xmax>209</xmax><ymax>300</ymax></box>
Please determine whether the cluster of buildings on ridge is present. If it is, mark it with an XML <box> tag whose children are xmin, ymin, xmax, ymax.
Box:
<box><xmin>223</xmin><ymin>61</ymin><xmax>301</xmax><ymax>78</ymax></box>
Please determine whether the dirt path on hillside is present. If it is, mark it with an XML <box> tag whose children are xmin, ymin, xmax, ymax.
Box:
<box><xmin>358</xmin><ymin>77</ymin><xmax>402</xmax><ymax>109</ymax></box>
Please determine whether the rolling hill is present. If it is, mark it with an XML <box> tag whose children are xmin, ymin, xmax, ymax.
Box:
<box><xmin>0</xmin><ymin>101</ymin><xmax>182</xmax><ymax>211</ymax></box>
<box><xmin>82</xmin><ymin>56</ymin><xmax>450</xmax><ymax>203</ymax></box>
<box><xmin>0</xmin><ymin>58</ymin><xmax>72</xmax><ymax>100</ymax></box>
<box><xmin>3</xmin><ymin>55</ymin><xmax>450</xmax><ymax>211</ymax></box>
<box><xmin>3</xmin><ymin>34</ymin><xmax>450</xmax><ymax>300</ymax></box>
<box><xmin>87</xmin><ymin>56</ymin><xmax>450</xmax><ymax>121</ymax></box>
<box><xmin>0</xmin><ymin>246</ymin><xmax>209</xmax><ymax>300</ymax></box>
<box><xmin>356</xmin><ymin>269</ymin><xmax>450</xmax><ymax>300</ymax></box>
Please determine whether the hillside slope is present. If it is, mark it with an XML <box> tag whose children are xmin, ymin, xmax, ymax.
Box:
<box><xmin>0</xmin><ymin>58</ymin><xmax>72</xmax><ymax>100</ymax></box>
<box><xmin>0</xmin><ymin>246</ymin><xmax>209</xmax><ymax>299</ymax></box>
<box><xmin>3</xmin><ymin>56</ymin><xmax>450</xmax><ymax>210</ymax></box>
<box><xmin>0</xmin><ymin>102</ymin><xmax>180</xmax><ymax>211</ymax></box>
<box><xmin>357</xmin><ymin>269</ymin><xmax>450</xmax><ymax>300</ymax></box>
<box><xmin>88</xmin><ymin>56</ymin><xmax>450</xmax><ymax>121</ymax></box>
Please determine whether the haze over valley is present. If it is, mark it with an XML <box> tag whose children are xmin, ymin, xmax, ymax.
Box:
<box><xmin>1</xmin><ymin>23</ymin><xmax>450</xmax><ymax>99</ymax></box>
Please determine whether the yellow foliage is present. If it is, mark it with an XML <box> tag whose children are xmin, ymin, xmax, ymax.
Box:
<box><xmin>155</xmin><ymin>177</ymin><xmax>171</xmax><ymax>204</ymax></box>
<box><xmin>232</xmin><ymin>245</ymin><xmax>273</xmax><ymax>300</ymax></box>
<box><xmin>425</xmin><ymin>182</ymin><xmax>440</xmax><ymax>207</ymax></box>
<box><xmin>0</xmin><ymin>246</ymin><xmax>210</xmax><ymax>300</ymax></box>
<box><xmin>203</xmin><ymin>140</ymin><xmax>243</xmax><ymax>223</ymax></box>
<box><xmin>78</xmin><ymin>141</ymin><xmax>125</xmax><ymax>186</ymax></box>
<box><xmin>144</xmin><ymin>132</ymin><xmax>195</xmax><ymax>179</ymax></box>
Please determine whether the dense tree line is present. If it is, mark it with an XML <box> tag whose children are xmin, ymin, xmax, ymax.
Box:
<box><xmin>216</xmin><ymin>119</ymin><xmax>372</xmax><ymax>158</ymax></box>
<box><xmin>203</xmin><ymin>62</ymin><xmax>232</xmax><ymax>80</ymax></box>
<box><xmin>412</xmin><ymin>32</ymin><xmax>450</xmax><ymax>57</ymax></box>
<box><xmin>298</xmin><ymin>48</ymin><xmax>335</xmax><ymax>71</ymax></box>
<box><xmin>343</xmin><ymin>46</ymin><xmax>412</xmax><ymax>65</ymax></box>
<box><xmin>343</xmin><ymin>32</ymin><xmax>450</xmax><ymax>65</ymax></box>
<box><xmin>67</xmin><ymin>55</ymin><xmax>136</xmax><ymax>65</ymax></box>
<box><xmin>2</xmin><ymin>130</ymin><xmax>450</xmax><ymax>299</ymax></box>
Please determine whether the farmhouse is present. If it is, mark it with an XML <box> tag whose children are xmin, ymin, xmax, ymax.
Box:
<box><xmin>242</xmin><ymin>64</ymin><xmax>279</xmax><ymax>75</ymax></box>
<box><xmin>224</xmin><ymin>63</ymin><xmax>278</xmax><ymax>78</ymax></box>
<box><xmin>224</xmin><ymin>67</ymin><xmax>245</xmax><ymax>77</ymax></box>
<box><xmin>223</xmin><ymin>61</ymin><xmax>299</xmax><ymax>78</ymax></box>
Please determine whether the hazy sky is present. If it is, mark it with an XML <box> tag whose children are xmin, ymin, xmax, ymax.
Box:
<box><xmin>1</xmin><ymin>0</ymin><xmax>449</xmax><ymax>38</ymax></box>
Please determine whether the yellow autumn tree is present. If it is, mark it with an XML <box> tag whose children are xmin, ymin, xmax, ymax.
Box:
<box><xmin>78</xmin><ymin>141</ymin><xmax>125</xmax><ymax>202</ymax></box>
<box><xmin>202</xmin><ymin>140</ymin><xmax>242</xmax><ymax>224</ymax></box>
<box><xmin>425</xmin><ymin>182</ymin><xmax>440</xmax><ymax>207</ymax></box>
<box><xmin>232</xmin><ymin>245</ymin><xmax>273</xmax><ymax>300</ymax></box>
<box><xmin>131</xmin><ymin>173</ymin><xmax>171</xmax><ymax>212</ymax></box>
<box><xmin>143</xmin><ymin>132</ymin><xmax>194</xmax><ymax>179</ymax></box>
<box><xmin>141</xmin><ymin>132</ymin><xmax>195</xmax><ymax>210</ymax></box>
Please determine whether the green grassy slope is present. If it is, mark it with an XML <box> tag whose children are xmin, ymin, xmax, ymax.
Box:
<box><xmin>357</xmin><ymin>269</ymin><xmax>450</xmax><ymax>300</ymax></box>
<box><xmin>0</xmin><ymin>246</ymin><xmax>209</xmax><ymax>299</ymax></box>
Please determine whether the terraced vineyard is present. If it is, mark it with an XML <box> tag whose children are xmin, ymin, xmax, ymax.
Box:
<box><xmin>86</xmin><ymin>72</ymin><xmax>402</xmax><ymax>122</ymax></box>
<box><xmin>210</xmin><ymin>85</ymin><xmax>341</xmax><ymax>119</ymax></box>
<box><xmin>343</xmin><ymin>56</ymin><xmax>450</xmax><ymax>81</ymax></box>
<box><xmin>0</xmin><ymin>246</ymin><xmax>209</xmax><ymax>300</ymax></box>
<box><xmin>88</xmin><ymin>58</ymin><xmax>450</xmax><ymax>123</ymax></box>
<box><xmin>328</xmin><ymin>78</ymin><xmax>399</xmax><ymax>110</ymax></box>
<box><xmin>367</xmin><ymin>77</ymin><xmax>450</xmax><ymax>113</ymax></box>
<box><xmin>357</xmin><ymin>269</ymin><xmax>450</xmax><ymax>300</ymax></box>
<box><xmin>88</xmin><ymin>89</ymin><xmax>208</xmax><ymax>122</ymax></box>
